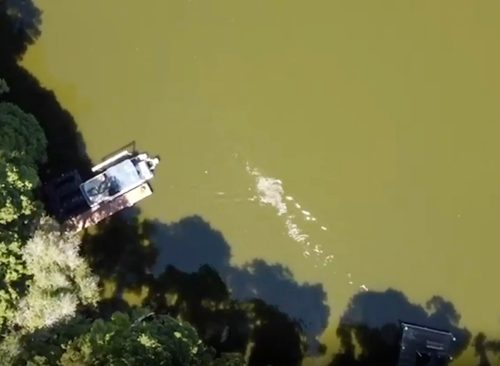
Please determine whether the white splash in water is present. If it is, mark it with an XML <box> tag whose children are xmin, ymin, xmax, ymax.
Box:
<box><xmin>249</xmin><ymin>171</ymin><xmax>288</xmax><ymax>215</ymax></box>
<box><xmin>285</xmin><ymin>218</ymin><xmax>309</xmax><ymax>243</ymax></box>
<box><xmin>323</xmin><ymin>254</ymin><xmax>334</xmax><ymax>266</ymax></box>
<box><xmin>246</xmin><ymin>163</ymin><xmax>334</xmax><ymax>266</ymax></box>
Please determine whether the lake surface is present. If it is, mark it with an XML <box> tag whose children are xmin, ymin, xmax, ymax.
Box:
<box><xmin>24</xmin><ymin>1</ymin><xmax>500</xmax><ymax>364</ymax></box>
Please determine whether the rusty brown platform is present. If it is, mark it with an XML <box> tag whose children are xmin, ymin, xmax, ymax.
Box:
<box><xmin>65</xmin><ymin>183</ymin><xmax>152</xmax><ymax>232</ymax></box>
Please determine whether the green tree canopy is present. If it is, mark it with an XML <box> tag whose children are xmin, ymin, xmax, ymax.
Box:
<box><xmin>62</xmin><ymin>312</ymin><xmax>214</xmax><ymax>366</ymax></box>
<box><xmin>7</xmin><ymin>311</ymin><xmax>244</xmax><ymax>366</ymax></box>
<box><xmin>0</xmin><ymin>231</ymin><xmax>28</xmax><ymax>331</ymax></box>
<box><xmin>0</xmin><ymin>102</ymin><xmax>46</xmax><ymax>225</ymax></box>
<box><xmin>0</xmin><ymin>159</ymin><xmax>41</xmax><ymax>225</ymax></box>
<box><xmin>14</xmin><ymin>217</ymin><xmax>99</xmax><ymax>332</ymax></box>
<box><xmin>0</xmin><ymin>218</ymin><xmax>99</xmax><ymax>364</ymax></box>
<box><xmin>0</xmin><ymin>99</ymin><xmax>49</xmax><ymax>340</ymax></box>
<box><xmin>0</xmin><ymin>217</ymin><xmax>99</xmax><ymax>354</ymax></box>
<box><xmin>0</xmin><ymin>102</ymin><xmax>47</xmax><ymax>164</ymax></box>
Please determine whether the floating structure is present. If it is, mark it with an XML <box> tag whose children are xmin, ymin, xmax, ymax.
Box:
<box><xmin>398</xmin><ymin>322</ymin><xmax>455</xmax><ymax>366</ymax></box>
<box><xmin>45</xmin><ymin>148</ymin><xmax>160</xmax><ymax>231</ymax></box>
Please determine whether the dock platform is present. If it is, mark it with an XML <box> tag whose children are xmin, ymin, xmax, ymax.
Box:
<box><xmin>64</xmin><ymin>183</ymin><xmax>152</xmax><ymax>231</ymax></box>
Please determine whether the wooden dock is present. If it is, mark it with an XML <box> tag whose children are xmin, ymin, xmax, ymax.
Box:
<box><xmin>64</xmin><ymin>183</ymin><xmax>152</xmax><ymax>232</ymax></box>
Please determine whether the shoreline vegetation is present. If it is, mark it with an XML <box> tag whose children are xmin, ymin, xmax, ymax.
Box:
<box><xmin>1</xmin><ymin>1</ymin><xmax>499</xmax><ymax>366</ymax></box>
<box><xmin>0</xmin><ymin>81</ymin><xmax>246</xmax><ymax>365</ymax></box>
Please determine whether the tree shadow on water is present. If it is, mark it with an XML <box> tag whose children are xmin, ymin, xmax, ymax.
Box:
<box><xmin>143</xmin><ymin>263</ymin><xmax>306</xmax><ymax>366</ymax></box>
<box><xmin>146</xmin><ymin>215</ymin><xmax>330</xmax><ymax>356</ymax></box>
<box><xmin>0</xmin><ymin>0</ymin><xmax>92</xmax><ymax>181</ymax></box>
<box><xmin>81</xmin><ymin>208</ymin><xmax>156</xmax><ymax>295</ymax></box>
<box><xmin>328</xmin><ymin>289</ymin><xmax>472</xmax><ymax>366</ymax></box>
<box><xmin>225</xmin><ymin>259</ymin><xmax>328</xmax><ymax>354</ymax></box>
<box><xmin>149</xmin><ymin>216</ymin><xmax>231</xmax><ymax>275</ymax></box>
<box><xmin>146</xmin><ymin>264</ymin><xmax>250</xmax><ymax>355</ymax></box>
<box><xmin>0</xmin><ymin>0</ymin><xmax>41</xmax><ymax>62</ymax></box>
<box><xmin>82</xmin><ymin>212</ymin><xmax>325</xmax><ymax>365</ymax></box>
<box><xmin>473</xmin><ymin>333</ymin><xmax>500</xmax><ymax>366</ymax></box>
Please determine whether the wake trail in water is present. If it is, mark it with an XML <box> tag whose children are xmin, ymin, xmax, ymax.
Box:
<box><xmin>244</xmin><ymin>162</ymin><xmax>368</xmax><ymax>292</ymax></box>
<box><xmin>245</xmin><ymin>163</ymin><xmax>334</xmax><ymax>267</ymax></box>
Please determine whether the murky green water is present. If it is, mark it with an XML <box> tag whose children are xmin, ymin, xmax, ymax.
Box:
<box><xmin>24</xmin><ymin>1</ymin><xmax>500</xmax><ymax>364</ymax></box>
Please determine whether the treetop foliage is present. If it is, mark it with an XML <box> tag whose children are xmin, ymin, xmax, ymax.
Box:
<box><xmin>0</xmin><ymin>101</ymin><xmax>47</xmax><ymax>165</ymax></box>
<box><xmin>0</xmin><ymin>101</ymin><xmax>46</xmax><ymax>225</ymax></box>
<box><xmin>14</xmin><ymin>216</ymin><xmax>99</xmax><ymax>332</ymax></box>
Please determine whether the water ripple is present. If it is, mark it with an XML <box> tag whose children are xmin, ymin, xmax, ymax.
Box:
<box><xmin>245</xmin><ymin>163</ymin><xmax>334</xmax><ymax>268</ymax></box>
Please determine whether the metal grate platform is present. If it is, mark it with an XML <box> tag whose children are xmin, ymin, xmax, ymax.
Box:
<box><xmin>398</xmin><ymin>322</ymin><xmax>455</xmax><ymax>366</ymax></box>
